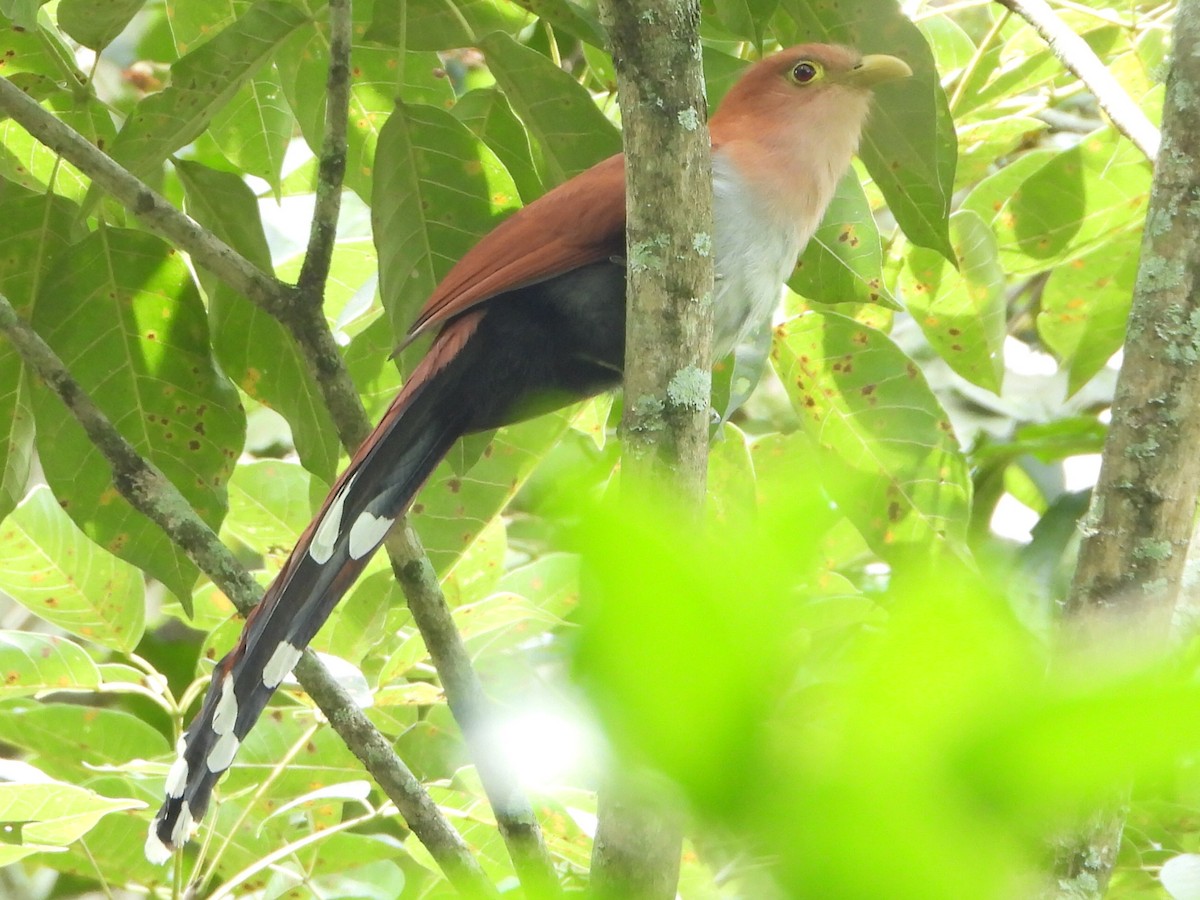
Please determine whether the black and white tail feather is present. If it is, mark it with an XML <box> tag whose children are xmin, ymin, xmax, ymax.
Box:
<box><xmin>144</xmin><ymin>347</ymin><xmax>466</xmax><ymax>863</ymax></box>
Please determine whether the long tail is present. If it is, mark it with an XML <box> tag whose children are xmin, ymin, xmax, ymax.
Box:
<box><xmin>146</xmin><ymin>316</ymin><xmax>480</xmax><ymax>862</ymax></box>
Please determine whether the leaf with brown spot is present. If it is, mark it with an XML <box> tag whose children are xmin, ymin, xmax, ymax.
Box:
<box><xmin>900</xmin><ymin>209</ymin><xmax>1006</xmax><ymax>393</ymax></box>
<box><xmin>789</xmin><ymin>172</ymin><xmax>899</xmax><ymax>309</ymax></box>
<box><xmin>773</xmin><ymin>311</ymin><xmax>971</xmax><ymax>558</ymax></box>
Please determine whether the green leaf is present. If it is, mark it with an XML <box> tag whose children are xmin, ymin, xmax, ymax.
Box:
<box><xmin>1038</xmin><ymin>237</ymin><xmax>1138</xmax><ymax>395</ymax></box>
<box><xmin>0</xmin><ymin>704</ymin><xmax>169</xmax><ymax>782</ymax></box>
<box><xmin>209</xmin><ymin>66</ymin><xmax>294</xmax><ymax>191</ymax></box>
<box><xmin>372</xmin><ymin>101</ymin><xmax>521</xmax><ymax>336</ymax></box>
<box><xmin>0</xmin><ymin>782</ymin><xmax>142</xmax><ymax>847</ymax></box>
<box><xmin>480</xmin><ymin>31</ymin><xmax>622</xmax><ymax>186</ymax></box>
<box><xmin>0</xmin><ymin>90</ymin><xmax>117</xmax><ymax>204</ymax></box>
<box><xmin>176</xmin><ymin>160</ymin><xmax>341</xmax><ymax>481</ymax></box>
<box><xmin>772</xmin><ymin>311</ymin><xmax>971</xmax><ymax>556</ymax></box>
<box><xmin>365</xmin><ymin>0</ymin><xmax>533</xmax><ymax>50</ymax></box>
<box><xmin>57</xmin><ymin>0</ymin><xmax>143</xmax><ymax>49</ymax></box>
<box><xmin>107</xmin><ymin>0</ymin><xmax>310</xmax><ymax>179</ymax></box>
<box><xmin>278</xmin><ymin>15</ymin><xmax>453</xmax><ymax>202</ymax></box>
<box><xmin>223</xmin><ymin>459</ymin><xmax>317</xmax><ymax>553</ymax></box>
<box><xmin>790</xmin><ymin>172</ymin><xmax>897</xmax><ymax>308</ymax></box>
<box><xmin>706</xmin><ymin>0</ymin><xmax>780</xmax><ymax>46</ymax></box>
<box><xmin>955</xmin><ymin>116</ymin><xmax>1047</xmax><ymax>190</ymax></box>
<box><xmin>900</xmin><ymin>209</ymin><xmax>1006</xmax><ymax>393</ymax></box>
<box><xmin>30</xmin><ymin>227</ymin><xmax>245</xmax><ymax>604</ymax></box>
<box><xmin>968</xmin><ymin>130</ymin><xmax>1151</xmax><ymax>275</ymax></box>
<box><xmin>0</xmin><ymin>190</ymin><xmax>76</xmax><ymax>522</ymax></box>
<box><xmin>511</xmin><ymin>0</ymin><xmax>607</xmax><ymax>47</ymax></box>
<box><xmin>776</xmin><ymin>0</ymin><xmax>956</xmax><ymax>259</ymax></box>
<box><xmin>452</xmin><ymin>88</ymin><xmax>545</xmax><ymax>202</ymax></box>
<box><xmin>0</xmin><ymin>487</ymin><xmax>145</xmax><ymax>651</ymax></box>
<box><xmin>0</xmin><ymin>631</ymin><xmax>99</xmax><ymax>698</ymax></box>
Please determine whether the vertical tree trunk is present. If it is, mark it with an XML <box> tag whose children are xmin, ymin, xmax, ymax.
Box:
<box><xmin>590</xmin><ymin>1</ymin><xmax>713</xmax><ymax>898</ymax></box>
<box><xmin>1053</xmin><ymin>0</ymin><xmax>1200</xmax><ymax>892</ymax></box>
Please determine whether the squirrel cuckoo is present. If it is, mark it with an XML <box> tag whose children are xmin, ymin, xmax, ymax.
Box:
<box><xmin>147</xmin><ymin>43</ymin><xmax>911</xmax><ymax>860</ymax></box>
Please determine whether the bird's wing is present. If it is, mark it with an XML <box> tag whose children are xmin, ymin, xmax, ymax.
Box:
<box><xmin>405</xmin><ymin>153</ymin><xmax>627</xmax><ymax>342</ymax></box>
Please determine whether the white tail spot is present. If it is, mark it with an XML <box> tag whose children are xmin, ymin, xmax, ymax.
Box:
<box><xmin>310</xmin><ymin>472</ymin><xmax>359</xmax><ymax>564</ymax></box>
<box><xmin>207</xmin><ymin>730</ymin><xmax>240</xmax><ymax>773</ymax></box>
<box><xmin>212</xmin><ymin>674</ymin><xmax>238</xmax><ymax>736</ymax></box>
<box><xmin>144</xmin><ymin>821</ymin><xmax>172</xmax><ymax>864</ymax></box>
<box><xmin>170</xmin><ymin>801</ymin><xmax>195</xmax><ymax>848</ymax></box>
<box><xmin>348</xmin><ymin>511</ymin><xmax>394</xmax><ymax>560</ymax></box>
<box><xmin>263</xmin><ymin>641</ymin><xmax>304</xmax><ymax>689</ymax></box>
<box><xmin>165</xmin><ymin>754</ymin><xmax>189</xmax><ymax>799</ymax></box>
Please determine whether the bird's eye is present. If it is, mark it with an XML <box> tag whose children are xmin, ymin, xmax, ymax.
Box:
<box><xmin>790</xmin><ymin>61</ymin><xmax>822</xmax><ymax>85</ymax></box>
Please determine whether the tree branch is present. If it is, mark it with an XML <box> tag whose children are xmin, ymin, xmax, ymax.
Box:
<box><xmin>590</xmin><ymin>1</ymin><xmax>714</xmax><ymax>897</ymax></box>
<box><xmin>0</xmin><ymin>75</ymin><xmax>370</xmax><ymax>451</ymax></box>
<box><xmin>0</xmin><ymin>290</ymin><xmax>496</xmax><ymax>897</ymax></box>
<box><xmin>1052</xmin><ymin>0</ymin><xmax>1200</xmax><ymax>892</ymax></box>
<box><xmin>994</xmin><ymin>0</ymin><xmax>1161</xmax><ymax>160</ymax></box>
<box><xmin>2</xmin><ymin>7</ymin><xmax>560</xmax><ymax>889</ymax></box>
<box><xmin>296</xmin><ymin>0</ymin><xmax>352</xmax><ymax>302</ymax></box>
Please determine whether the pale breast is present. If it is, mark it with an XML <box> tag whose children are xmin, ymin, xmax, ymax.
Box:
<box><xmin>710</xmin><ymin>154</ymin><xmax>810</xmax><ymax>358</ymax></box>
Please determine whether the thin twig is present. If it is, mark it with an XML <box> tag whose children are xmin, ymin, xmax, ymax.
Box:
<box><xmin>0</xmin><ymin>291</ymin><xmax>496</xmax><ymax>897</ymax></box>
<box><xmin>296</xmin><ymin>0</ymin><xmax>352</xmax><ymax>302</ymax></box>
<box><xmin>386</xmin><ymin>527</ymin><xmax>563</xmax><ymax>898</ymax></box>
<box><xmin>994</xmin><ymin>0</ymin><xmax>1161</xmax><ymax>159</ymax></box>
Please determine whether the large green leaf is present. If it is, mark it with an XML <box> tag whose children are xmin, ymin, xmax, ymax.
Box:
<box><xmin>57</xmin><ymin>0</ymin><xmax>143</xmax><ymax>49</ymax></box>
<box><xmin>772</xmin><ymin>311</ymin><xmax>971</xmax><ymax>556</ymax></box>
<box><xmin>177</xmin><ymin>160</ymin><xmax>341</xmax><ymax>481</ymax></box>
<box><xmin>372</xmin><ymin>101</ymin><xmax>520</xmax><ymax>337</ymax></box>
<box><xmin>1038</xmin><ymin>236</ymin><xmax>1139</xmax><ymax>395</ymax></box>
<box><xmin>480</xmin><ymin>31</ymin><xmax>622</xmax><ymax>186</ymax></box>
<box><xmin>209</xmin><ymin>66</ymin><xmax>294</xmax><ymax>192</ymax></box>
<box><xmin>278</xmin><ymin>5</ymin><xmax>454</xmax><ymax>203</ymax></box>
<box><xmin>776</xmin><ymin>0</ymin><xmax>956</xmax><ymax>260</ymax></box>
<box><xmin>978</xmin><ymin>129</ymin><xmax>1150</xmax><ymax>276</ymax></box>
<box><xmin>0</xmin><ymin>703</ymin><xmax>169</xmax><ymax>783</ymax></box>
<box><xmin>365</xmin><ymin>0</ymin><xmax>533</xmax><ymax>50</ymax></box>
<box><xmin>0</xmin><ymin>781</ymin><xmax>142</xmax><ymax>849</ymax></box>
<box><xmin>452</xmin><ymin>87</ymin><xmax>545</xmax><ymax>203</ymax></box>
<box><xmin>107</xmin><ymin>0</ymin><xmax>310</xmax><ymax>179</ymax></box>
<box><xmin>790</xmin><ymin>172</ymin><xmax>897</xmax><ymax>308</ymax></box>
<box><xmin>900</xmin><ymin>209</ymin><xmax>1006</xmax><ymax>393</ymax></box>
<box><xmin>0</xmin><ymin>486</ymin><xmax>144</xmax><ymax>651</ymax></box>
<box><xmin>0</xmin><ymin>631</ymin><xmax>99</xmax><ymax>699</ymax></box>
<box><xmin>29</xmin><ymin>227</ymin><xmax>245</xmax><ymax>603</ymax></box>
<box><xmin>0</xmin><ymin>190</ymin><xmax>77</xmax><ymax>522</ymax></box>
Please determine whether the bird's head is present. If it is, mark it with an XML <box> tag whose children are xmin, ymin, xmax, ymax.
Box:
<box><xmin>709</xmin><ymin>44</ymin><xmax>912</xmax><ymax>226</ymax></box>
<box><xmin>712</xmin><ymin>43</ymin><xmax>912</xmax><ymax>136</ymax></box>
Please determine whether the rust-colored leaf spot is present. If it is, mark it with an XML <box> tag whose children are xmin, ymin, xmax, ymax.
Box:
<box><xmin>861</xmin><ymin>384</ymin><xmax>876</xmax><ymax>396</ymax></box>
<box><xmin>44</xmin><ymin>597</ymin><xmax>58</xmax><ymax>608</ymax></box>
<box><xmin>951</xmin><ymin>344</ymin><xmax>963</xmax><ymax>352</ymax></box>
<box><xmin>5</xmin><ymin>671</ymin><xmax>19</xmax><ymax>685</ymax></box>
<box><xmin>188</xmin><ymin>440</ymin><xmax>201</xmax><ymax>451</ymax></box>
<box><xmin>447</xmin><ymin>478</ymin><xmax>461</xmax><ymax>493</ymax></box>
<box><xmin>852</xmin><ymin>331</ymin><xmax>869</xmax><ymax>346</ymax></box>
<box><xmin>948</xmin><ymin>327</ymin><xmax>961</xmax><ymax>337</ymax></box>
<box><xmin>411</xmin><ymin>503</ymin><xmax>425</xmax><ymax>514</ymax></box>
<box><xmin>906</xmin><ymin>363</ymin><xmax>919</xmax><ymax>379</ymax></box>
<box><xmin>483</xmin><ymin>444</ymin><xmax>494</xmax><ymax>458</ymax></box>
<box><xmin>888</xmin><ymin>501</ymin><xmax>903</xmax><ymax>522</ymax></box>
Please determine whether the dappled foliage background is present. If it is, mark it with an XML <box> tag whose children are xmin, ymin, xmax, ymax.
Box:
<box><xmin>0</xmin><ymin>0</ymin><xmax>1188</xmax><ymax>898</ymax></box>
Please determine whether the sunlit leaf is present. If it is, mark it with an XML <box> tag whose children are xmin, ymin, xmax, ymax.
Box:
<box><xmin>0</xmin><ymin>632</ymin><xmax>99</xmax><ymax>698</ymax></box>
<box><xmin>0</xmin><ymin>486</ymin><xmax>144</xmax><ymax>651</ymax></box>
<box><xmin>901</xmin><ymin>209</ymin><xmax>1006</xmax><ymax>392</ymax></box>
<box><xmin>30</xmin><ymin>228</ymin><xmax>245</xmax><ymax>604</ymax></box>
<box><xmin>772</xmin><ymin>311</ymin><xmax>971</xmax><ymax>556</ymax></box>
<box><xmin>480</xmin><ymin>31</ymin><xmax>622</xmax><ymax>186</ymax></box>
<box><xmin>107</xmin><ymin>0</ymin><xmax>310</xmax><ymax>179</ymax></box>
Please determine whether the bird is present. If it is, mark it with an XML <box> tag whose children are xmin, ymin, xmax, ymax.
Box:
<box><xmin>146</xmin><ymin>42</ymin><xmax>912</xmax><ymax>861</ymax></box>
